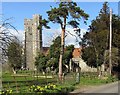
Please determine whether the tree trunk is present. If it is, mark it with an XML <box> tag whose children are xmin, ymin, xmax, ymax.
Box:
<box><xmin>59</xmin><ymin>28</ymin><xmax>65</xmax><ymax>82</ymax></box>
<box><xmin>96</xmin><ymin>65</ymin><xmax>99</xmax><ymax>76</ymax></box>
<box><xmin>58</xmin><ymin>17</ymin><xmax>66</xmax><ymax>82</ymax></box>
<box><xmin>96</xmin><ymin>53</ymin><xmax>100</xmax><ymax>77</ymax></box>
<box><xmin>59</xmin><ymin>54</ymin><xmax>63</xmax><ymax>81</ymax></box>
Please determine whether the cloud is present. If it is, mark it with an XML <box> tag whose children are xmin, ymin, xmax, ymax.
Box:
<box><xmin>65</xmin><ymin>27</ymin><xmax>87</xmax><ymax>48</ymax></box>
<box><xmin>42</xmin><ymin>27</ymin><xmax>87</xmax><ymax>48</ymax></box>
<box><xmin>6</xmin><ymin>27</ymin><xmax>87</xmax><ymax>48</ymax></box>
<box><xmin>1</xmin><ymin>26</ymin><xmax>24</xmax><ymax>42</ymax></box>
<box><xmin>42</xmin><ymin>28</ymin><xmax>61</xmax><ymax>47</ymax></box>
<box><xmin>9</xmin><ymin>29</ymin><xmax>25</xmax><ymax>42</ymax></box>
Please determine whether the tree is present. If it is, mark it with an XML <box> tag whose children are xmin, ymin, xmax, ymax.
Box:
<box><xmin>81</xmin><ymin>2</ymin><xmax>120</xmax><ymax>76</ymax></box>
<box><xmin>63</xmin><ymin>45</ymin><xmax>74</xmax><ymax>72</ymax></box>
<box><xmin>37</xmin><ymin>18</ymin><xmax>50</xmax><ymax>30</ymax></box>
<box><xmin>0</xmin><ymin>18</ymin><xmax>18</xmax><ymax>63</ymax></box>
<box><xmin>47</xmin><ymin>2</ymin><xmax>89</xmax><ymax>81</ymax></box>
<box><xmin>112</xmin><ymin>15</ymin><xmax>120</xmax><ymax>74</ymax></box>
<box><xmin>81</xmin><ymin>2</ymin><xmax>110</xmax><ymax>75</ymax></box>
<box><xmin>49</xmin><ymin>36</ymin><xmax>61</xmax><ymax>59</ymax></box>
<box><xmin>47</xmin><ymin>36</ymin><xmax>74</xmax><ymax>73</ymax></box>
<box><xmin>35</xmin><ymin>53</ymin><xmax>47</xmax><ymax>73</ymax></box>
<box><xmin>104</xmin><ymin>48</ymin><xmax>119</xmax><ymax>67</ymax></box>
<box><xmin>81</xmin><ymin>46</ymin><xmax>97</xmax><ymax>68</ymax></box>
<box><xmin>35</xmin><ymin>36</ymin><xmax>61</xmax><ymax>74</ymax></box>
<box><xmin>112</xmin><ymin>15</ymin><xmax>120</xmax><ymax>53</ymax></box>
<box><xmin>7</xmin><ymin>39</ymin><xmax>22</xmax><ymax>74</ymax></box>
<box><xmin>47</xmin><ymin>36</ymin><xmax>61</xmax><ymax>71</ymax></box>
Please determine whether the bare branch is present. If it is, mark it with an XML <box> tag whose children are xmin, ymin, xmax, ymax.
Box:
<box><xmin>0</xmin><ymin>18</ymin><xmax>18</xmax><ymax>63</ymax></box>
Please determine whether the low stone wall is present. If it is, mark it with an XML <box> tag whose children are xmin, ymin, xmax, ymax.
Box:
<box><xmin>72</xmin><ymin>58</ymin><xmax>97</xmax><ymax>72</ymax></box>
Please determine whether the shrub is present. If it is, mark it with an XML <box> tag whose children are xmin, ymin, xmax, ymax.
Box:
<box><xmin>106</xmin><ymin>75</ymin><xmax>118</xmax><ymax>83</ymax></box>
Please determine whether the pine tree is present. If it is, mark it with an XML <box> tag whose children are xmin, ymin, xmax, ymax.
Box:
<box><xmin>47</xmin><ymin>2</ymin><xmax>89</xmax><ymax>81</ymax></box>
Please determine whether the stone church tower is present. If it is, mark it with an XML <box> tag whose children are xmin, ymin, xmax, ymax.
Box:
<box><xmin>24</xmin><ymin>14</ymin><xmax>42</xmax><ymax>70</ymax></box>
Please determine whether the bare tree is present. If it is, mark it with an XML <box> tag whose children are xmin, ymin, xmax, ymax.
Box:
<box><xmin>0</xmin><ymin>18</ymin><xmax>18</xmax><ymax>63</ymax></box>
<box><xmin>0</xmin><ymin>17</ymin><xmax>18</xmax><ymax>91</ymax></box>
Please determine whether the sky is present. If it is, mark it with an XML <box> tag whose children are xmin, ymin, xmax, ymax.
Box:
<box><xmin>2</xmin><ymin>2</ymin><xmax>118</xmax><ymax>47</ymax></box>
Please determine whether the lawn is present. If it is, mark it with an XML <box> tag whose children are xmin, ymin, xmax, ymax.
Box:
<box><xmin>2</xmin><ymin>71</ymin><xmax>76</xmax><ymax>93</ymax></box>
<box><xmin>1</xmin><ymin>71</ymin><xmax>118</xmax><ymax>94</ymax></box>
<box><xmin>73</xmin><ymin>72</ymin><xmax>119</xmax><ymax>91</ymax></box>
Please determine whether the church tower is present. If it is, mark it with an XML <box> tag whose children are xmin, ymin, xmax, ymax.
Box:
<box><xmin>24</xmin><ymin>14</ymin><xmax>42</xmax><ymax>70</ymax></box>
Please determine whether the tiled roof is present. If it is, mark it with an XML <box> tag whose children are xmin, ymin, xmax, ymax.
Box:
<box><xmin>72</xmin><ymin>48</ymin><xmax>81</xmax><ymax>58</ymax></box>
<box><xmin>42</xmin><ymin>47</ymin><xmax>49</xmax><ymax>55</ymax></box>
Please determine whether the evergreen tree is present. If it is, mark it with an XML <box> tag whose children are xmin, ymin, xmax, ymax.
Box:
<box><xmin>63</xmin><ymin>45</ymin><xmax>74</xmax><ymax>72</ymax></box>
<box><xmin>47</xmin><ymin>36</ymin><xmax>61</xmax><ymax>71</ymax></box>
<box><xmin>35</xmin><ymin>53</ymin><xmax>47</xmax><ymax>72</ymax></box>
<box><xmin>7</xmin><ymin>39</ymin><xmax>22</xmax><ymax>74</ymax></box>
<box><xmin>47</xmin><ymin>2</ymin><xmax>89</xmax><ymax>81</ymax></box>
<box><xmin>81</xmin><ymin>2</ymin><xmax>120</xmax><ymax>75</ymax></box>
<box><xmin>81</xmin><ymin>2</ymin><xmax>109</xmax><ymax>74</ymax></box>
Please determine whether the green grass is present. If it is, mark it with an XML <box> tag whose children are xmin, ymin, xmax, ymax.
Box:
<box><xmin>79</xmin><ymin>73</ymin><xmax>118</xmax><ymax>86</ymax></box>
<box><xmin>2</xmin><ymin>71</ymin><xmax>58</xmax><ymax>93</ymax></box>
<box><xmin>80</xmin><ymin>77</ymin><xmax>106</xmax><ymax>85</ymax></box>
<box><xmin>2</xmin><ymin>71</ymin><xmax>118</xmax><ymax>93</ymax></box>
<box><xmin>2</xmin><ymin>71</ymin><xmax>76</xmax><ymax>93</ymax></box>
